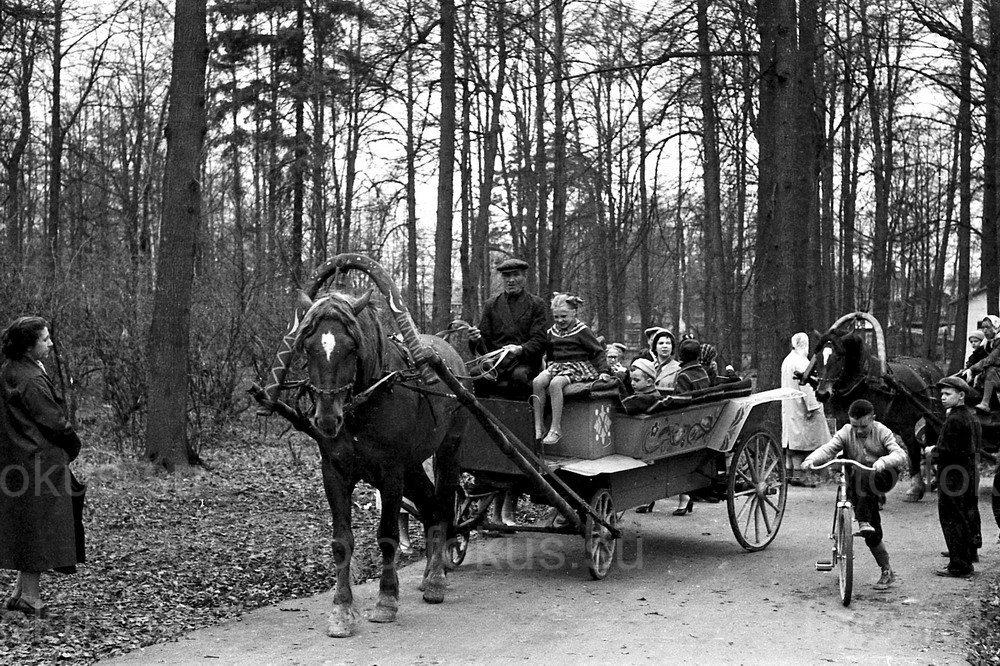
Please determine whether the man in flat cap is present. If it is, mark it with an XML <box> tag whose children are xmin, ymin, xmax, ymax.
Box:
<box><xmin>933</xmin><ymin>375</ymin><xmax>983</xmax><ymax>577</ymax></box>
<box><xmin>469</xmin><ymin>258</ymin><xmax>550</xmax><ymax>398</ymax></box>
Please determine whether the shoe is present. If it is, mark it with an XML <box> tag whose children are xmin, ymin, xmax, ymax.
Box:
<box><xmin>635</xmin><ymin>502</ymin><xmax>655</xmax><ymax>514</ymax></box>
<box><xmin>541</xmin><ymin>430</ymin><xmax>562</xmax><ymax>446</ymax></box>
<box><xmin>672</xmin><ymin>499</ymin><xmax>694</xmax><ymax>516</ymax></box>
<box><xmin>934</xmin><ymin>567</ymin><xmax>973</xmax><ymax>578</ymax></box>
<box><xmin>5</xmin><ymin>596</ymin><xmax>48</xmax><ymax>618</ymax></box>
<box><xmin>855</xmin><ymin>521</ymin><xmax>875</xmax><ymax>537</ymax></box>
<box><xmin>940</xmin><ymin>551</ymin><xmax>979</xmax><ymax>563</ymax></box>
<box><xmin>873</xmin><ymin>569</ymin><xmax>895</xmax><ymax>590</ymax></box>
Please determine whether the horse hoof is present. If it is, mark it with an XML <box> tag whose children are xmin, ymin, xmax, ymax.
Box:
<box><xmin>369</xmin><ymin>605</ymin><xmax>398</xmax><ymax>624</ymax></box>
<box><xmin>422</xmin><ymin>578</ymin><xmax>446</xmax><ymax>604</ymax></box>
<box><xmin>327</xmin><ymin>606</ymin><xmax>359</xmax><ymax>638</ymax></box>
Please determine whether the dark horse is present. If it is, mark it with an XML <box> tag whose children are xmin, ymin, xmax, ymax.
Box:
<box><xmin>295</xmin><ymin>288</ymin><xmax>469</xmax><ymax>637</ymax></box>
<box><xmin>808</xmin><ymin>321</ymin><xmax>943</xmax><ymax>499</ymax></box>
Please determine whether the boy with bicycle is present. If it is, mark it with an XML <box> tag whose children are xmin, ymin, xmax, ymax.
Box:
<box><xmin>801</xmin><ymin>399</ymin><xmax>908</xmax><ymax>590</ymax></box>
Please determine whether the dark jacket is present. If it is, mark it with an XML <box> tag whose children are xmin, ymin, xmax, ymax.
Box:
<box><xmin>966</xmin><ymin>347</ymin><xmax>988</xmax><ymax>370</ymax></box>
<box><xmin>0</xmin><ymin>358</ymin><xmax>83</xmax><ymax>572</ymax></box>
<box><xmin>674</xmin><ymin>361</ymin><xmax>711</xmax><ymax>394</ymax></box>
<box><xmin>470</xmin><ymin>291</ymin><xmax>550</xmax><ymax>369</ymax></box>
<box><xmin>933</xmin><ymin>404</ymin><xmax>981</xmax><ymax>470</ymax></box>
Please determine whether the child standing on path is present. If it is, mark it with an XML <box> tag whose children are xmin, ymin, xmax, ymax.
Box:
<box><xmin>531</xmin><ymin>294</ymin><xmax>610</xmax><ymax>445</ymax></box>
<box><xmin>933</xmin><ymin>376</ymin><xmax>983</xmax><ymax>577</ymax></box>
<box><xmin>801</xmin><ymin>399</ymin><xmax>907</xmax><ymax>590</ymax></box>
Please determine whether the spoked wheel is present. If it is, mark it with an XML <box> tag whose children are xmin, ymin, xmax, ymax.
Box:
<box><xmin>836</xmin><ymin>505</ymin><xmax>854</xmax><ymax>606</ymax></box>
<box><xmin>584</xmin><ymin>488</ymin><xmax>618</xmax><ymax>580</ymax></box>
<box><xmin>727</xmin><ymin>428</ymin><xmax>787</xmax><ymax>551</ymax></box>
<box><xmin>447</xmin><ymin>491</ymin><xmax>475</xmax><ymax>568</ymax></box>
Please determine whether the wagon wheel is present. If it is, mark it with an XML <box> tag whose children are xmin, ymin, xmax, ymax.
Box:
<box><xmin>584</xmin><ymin>488</ymin><xmax>618</xmax><ymax>580</ymax></box>
<box><xmin>447</xmin><ymin>490</ymin><xmax>475</xmax><ymax>568</ymax></box>
<box><xmin>726</xmin><ymin>428</ymin><xmax>787</xmax><ymax>551</ymax></box>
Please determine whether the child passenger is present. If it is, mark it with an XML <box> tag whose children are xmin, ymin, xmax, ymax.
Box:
<box><xmin>619</xmin><ymin>358</ymin><xmax>659</xmax><ymax>415</ymax></box>
<box><xmin>531</xmin><ymin>294</ymin><xmax>611</xmax><ymax>445</ymax></box>
<box><xmin>801</xmin><ymin>399</ymin><xmax>907</xmax><ymax>590</ymax></box>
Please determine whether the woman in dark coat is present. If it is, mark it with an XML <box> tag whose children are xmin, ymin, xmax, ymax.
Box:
<box><xmin>0</xmin><ymin>316</ymin><xmax>83</xmax><ymax>617</ymax></box>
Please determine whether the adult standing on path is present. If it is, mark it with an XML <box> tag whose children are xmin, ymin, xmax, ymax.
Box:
<box><xmin>468</xmin><ymin>258</ymin><xmax>550</xmax><ymax>398</ymax></box>
<box><xmin>933</xmin><ymin>376</ymin><xmax>982</xmax><ymax>577</ymax></box>
<box><xmin>781</xmin><ymin>332</ymin><xmax>831</xmax><ymax>486</ymax></box>
<box><xmin>0</xmin><ymin>316</ymin><xmax>85</xmax><ymax>617</ymax></box>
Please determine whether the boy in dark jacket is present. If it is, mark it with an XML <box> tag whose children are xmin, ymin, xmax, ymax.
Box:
<box><xmin>933</xmin><ymin>376</ymin><xmax>983</xmax><ymax>577</ymax></box>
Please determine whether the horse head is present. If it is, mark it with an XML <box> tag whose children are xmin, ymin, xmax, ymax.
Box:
<box><xmin>809</xmin><ymin>329</ymin><xmax>872</xmax><ymax>403</ymax></box>
<box><xmin>295</xmin><ymin>289</ymin><xmax>379</xmax><ymax>438</ymax></box>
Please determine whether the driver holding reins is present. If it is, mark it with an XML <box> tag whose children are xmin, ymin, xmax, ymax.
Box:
<box><xmin>468</xmin><ymin>258</ymin><xmax>551</xmax><ymax>397</ymax></box>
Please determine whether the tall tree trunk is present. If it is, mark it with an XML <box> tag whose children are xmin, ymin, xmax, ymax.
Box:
<box><xmin>432</xmin><ymin>0</ymin><xmax>458</xmax><ymax>330</ymax></box>
<box><xmin>697</xmin><ymin>0</ymin><xmax>732</xmax><ymax>361</ymax></box>
<box><xmin>636</xmin><ymin>64</ymin><xmax>651</xmax><ymax>336</ymax></box>
<box><xmin>3</xmin><ymin>24</ymin><xmax>37</xmax><ymax>278</ymax></box>
<box><xmin>924</xmin><ymin>129</ymin><xmax>959</xmax><ymax>359</ymax></box>
<box><xmin>983</xmin><ymin>0</ymin><xmax>1000</xmax><ymax>313</ymax></box>
<box><xmin>404</xmin><ymin>3</ymin><xmax>420</xmax><ymax>323</ymax></box>
<box><xmin>840</xmin><ymin>12</ymin><xmax>857</xmax><ymax>313</ymax></box>
<box><xmin>547</xmin><ymin>0</ymin><xmax>566</xmax><ymax>295</ymax></box>
<box><xmin>471</xmin><ymin>0</ymin><xmax>507</xmax><ymax>320</ymax></box>
<box><xmin>950</xmin><ymin>0</ymin><xmax>974</xmax><ymax>372</ymax></box>
<box><xmin>754</xmin><ymin>0</ymin><xmax>815</xmax><ymax>387</ymax></box>
<box><xmin>459</xmin><ymin>0</ymin><xmax>474</xmax><ymax>322</ymax></box>
<box><xmin>47</xmin><ymin>0</ymin><xmax>64</xmax><ymax>275</ymax></box>
<box><xmin>146</xmin><ymin>0</ymin><xmax>208</xmax><ymax>470</ymax></box>
<box><xmin>860</xmin><ymin>2</ymin><xmax>891</xmax><ymax>323</ymax></box>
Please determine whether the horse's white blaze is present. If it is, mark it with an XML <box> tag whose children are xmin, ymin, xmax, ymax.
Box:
<box><xmin>822</xmin><ymin>345</ymin><xmax>832</xmax><ymax>366</ymax></box>
<box><xmin>321</xmin><ymin>331</ymin><xmax>337</xmax><ymax>361</ymax></box>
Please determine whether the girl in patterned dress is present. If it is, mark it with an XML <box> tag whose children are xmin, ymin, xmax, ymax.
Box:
<box><xmin>531</xmin><ymin>294</ymin><xmax>611</xmax><ymax>445</ymax></box>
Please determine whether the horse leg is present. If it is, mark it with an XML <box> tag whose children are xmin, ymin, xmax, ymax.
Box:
<box><xmin>902</xmin><ymin>430</ymin><xmax>926</xmax><ymax>502</ymax></box>
<box><xmin>370</xmin><ymin>474</ymin><xmax>403</xmax><ymax>624</ymax></box>
<box><xmin>319</xmin><ymin>453</ymin><xmax>360</xmax><ymax>638</ymax></box>
<box><xmin>402</xmin><ymin>462</ymin><xmax>438</xmax><ymax>592</ymax></box>
<box><xmin>423</xmin><ymin>426</ymin><xmax>463</xmax><ymax>604</ymax></box>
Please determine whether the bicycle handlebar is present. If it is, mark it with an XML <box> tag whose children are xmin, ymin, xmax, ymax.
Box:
<box><xmin>809</xmin><ymin>458</ymin><xmax>876</xmax><ymax>472</ymax></box>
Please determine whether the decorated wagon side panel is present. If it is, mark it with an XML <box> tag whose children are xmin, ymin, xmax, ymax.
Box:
<box><xmin>611</xmin><ymin>388</ymin><xmax>798</xmax><ymax>463</ymax></box>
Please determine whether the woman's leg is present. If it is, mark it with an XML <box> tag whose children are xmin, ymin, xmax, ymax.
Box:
<box><xmin>547</xmin><ymin>376</ymin><xmax>571</xmax><ymax>434</ymax></box>
<box><xmin>532</xmin><ymin>371</ymin><xmax>552</xmax><ymax>438</ymax></box>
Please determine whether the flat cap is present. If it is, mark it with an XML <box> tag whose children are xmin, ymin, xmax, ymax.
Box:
<box><xmin>937</xmin><ymin>375</ymin><xmax>978</xmax><ymax>400</ymax></box>
<box><xmin>496</xmin><ymin>258</ymin><xmax>529</xmax><ymax>272</ymax></box>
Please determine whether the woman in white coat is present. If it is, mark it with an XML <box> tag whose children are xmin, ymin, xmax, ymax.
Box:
<box><xmin>780</xmin><ymin>332</ymin><xmax>831</xmax><ymax>486</ymax></box>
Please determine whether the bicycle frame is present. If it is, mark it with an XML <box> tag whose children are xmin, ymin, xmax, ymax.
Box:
<box><xmin>811</xmin><ymin>457</ymin><xmax>875</xmax><ymax>606</ymax></box>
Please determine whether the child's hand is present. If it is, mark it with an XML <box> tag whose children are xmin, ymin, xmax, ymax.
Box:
<box><xmin>872</xmin><ymin>459</ymin><xmax>886</xmax><ymax>473</ymax></box>
<box><xmin>800</xmin><ymin>460</ymin><xmax>814</xmax><ymax>471</ymax></box>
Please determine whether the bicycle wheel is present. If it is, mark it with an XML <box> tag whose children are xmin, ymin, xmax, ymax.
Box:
<box><xmin>837</xmin><ymin>505</ymin><xmax>854</xmax><ymax>606</ymax></box>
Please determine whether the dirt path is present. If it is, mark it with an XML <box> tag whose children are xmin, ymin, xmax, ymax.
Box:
<box><xmin>104</xmin><ymin>479</ymin><xmax>991</xmax><ymax>665</ymax></box>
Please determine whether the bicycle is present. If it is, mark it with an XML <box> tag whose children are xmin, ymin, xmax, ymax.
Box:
<box><xmin>811</xmin><ymin>457</ymin><xmax>876</xmax><ymax>606</ymax></box>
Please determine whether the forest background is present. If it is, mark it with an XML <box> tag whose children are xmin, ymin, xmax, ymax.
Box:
<box><xmin>1</xmin><ymin>0</ymin><xmax>1000</xmax><ymax>467</ymax></box>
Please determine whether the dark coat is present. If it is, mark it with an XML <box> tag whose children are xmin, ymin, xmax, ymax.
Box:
<box><xmin>0</xmin><ymin>358</ymin><xmax>83</xmax><ymax>572</ymax></box>
<box><xmin>470</xmin><ymin>290</ymin><xmax>550</xmax><ymax>370</ymax></box>
<box><xmin>674</xmin><ymin>361</ymin><xmax>711</xmax><ymax>394</ymax></box>
<box><xmin>933</xmin><ymin>404</ymin><xmax>981</xmax><ymax>494</ymax></box>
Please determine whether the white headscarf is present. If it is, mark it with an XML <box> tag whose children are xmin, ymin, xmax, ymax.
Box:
<box><xmin>791</xmin><ymin>332</ymin><xmax>810</xmax><ymax>357</ymax></box>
